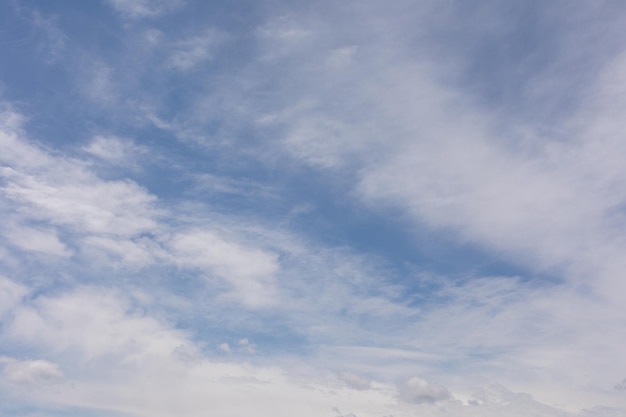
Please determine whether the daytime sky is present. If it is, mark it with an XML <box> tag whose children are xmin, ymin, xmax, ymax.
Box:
<box><xmin>1</xmin><ymin>1</ymin><xmax>626</xmax><ymax>416</ymax></box>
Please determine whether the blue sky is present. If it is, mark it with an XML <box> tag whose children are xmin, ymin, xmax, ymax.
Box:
<box><xmin>2</xmin><ymin>1</ymin><xmax>626</xmax><ymax>416</ymax></box>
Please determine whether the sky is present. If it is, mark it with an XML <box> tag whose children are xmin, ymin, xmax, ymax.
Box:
<box><xmin>1</xmin><ymin>0</ymin><xmax>626</xmax><ymax>416</ymax></box>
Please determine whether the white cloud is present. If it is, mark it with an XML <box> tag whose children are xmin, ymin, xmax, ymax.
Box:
<box><xmin>0</xmin><ymin>120</ymin><xmax>159</xmax><ymax>238</ymax></box>
<box><xmin>228</xmin><ymin>4</ymin><xmax>626</xmax><ymax>409</ymax></box>
<box><xmin>238</xmin><ymin>338</ymin><xmax>256</xmax><ymax>354</ymax></box>
<box><xmin>0</xmin><ymin>106</ymin><xmax>171</xmax><ymax>276</ymax></box>
<box><xmin>169</xmin><ymin>230</ymin><xmax>264</xmax><ymax>277</ymax></box>
<box><xmin>192</xmin><ymin>173</ymin><xmax>277</xmax><ymax>200</ymax></box>
<box><xmin>0</xmin><ymin>282</ymin><xmax>396</xmax><ymax>417</ymax></box>
<box><xmin>3</xmin><ymin>224</ymin><xmax>71</xmax><ymax>257</ymax></box>
<box><xmin>282</xmin><ymin>114</ymin><xmax>360</xmax><ymax>169</ymax></box>
<box><xmin>257</xmin><ymin>16</ymin><xmax>314</xmax><ymax>54</ymax></box>
<box><xmin>105</xmin><ymin>0</ymin><xmax>184</xmax><ymax>19</ymax></box>
<box><xmin>2</xmin><ymin>3</ymin><xmax>626</xmax><ymax>415</ymax></box>
<box><xmin>169</xmin><ymin>230</ymin><xmax>279</xmax><ymax>307</ymax></box>
<box><xmin>82</xmin><ymin>235</ymin><xmax>160</xmax><ymax>267</ymax></box>
<box><xmin>6</xmin><ymin>287</ymin><xmax>187</xmax><ymax>362</ymax></box>
<box><xmin>3</xmin><ymin>167</ymin><xmax>158</xmax><ymax>237</ymax></box>
<box><xmin>167</xmin><ymin>31</ymin><xmax>224</xmax><ymax>71</ymax></box>
<box><xmin>0</xmin><ymin>277</ymin><xmax>28</xmax><ymax>319</ymax></box>
<box><xmin>339</xmin><ymin>371</ymin><xmax>372</xmax><ymax>390</ymax></box>
<box><xmin>398</xmin><ymin>377</ymin><xmax>452</xmax><ymax>405</ymax></box>
<box><xmin>83</xmin><ymin>135</ymin><xmax>148</xmax><ymax>167</ymax></box>
<box><xmin>242</xmin><ymin>2</ymin><xmax>626</xmax><ymax>309</ymax></box>
<box><xmin>0</xmin><ymin>107</ymin><xmax>49</xmax><ymax>170</ymax></box>
<box><xmin>0</xmin><ymin>357</ymin><xmax>63</xmax><ymax>385</ymax></box>
<box><xmin>0</xmin><ymin>278</ymin><xmax>616</xmax><ymax>417</ymax></box>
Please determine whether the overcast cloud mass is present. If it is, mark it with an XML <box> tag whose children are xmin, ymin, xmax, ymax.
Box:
<box><xmin>1</xmin><ymin>1</ymin><xmax>626</xmax><ymax>416</ymax></box>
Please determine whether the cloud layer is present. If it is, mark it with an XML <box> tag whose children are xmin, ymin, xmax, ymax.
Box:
<box><xmin>1</xmin><ymin>0</ymin><xmax>626</xmax><ymax>416</ymax></box>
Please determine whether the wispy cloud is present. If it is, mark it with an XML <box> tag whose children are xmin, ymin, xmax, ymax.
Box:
<box><xmin>0</xmin><ymin>357</ymin><xmax>63</xmax><ymax>386</ymax></box>
<box><xmin>83</xmin><ymin>135</ymin><xmax>148</xmax><ymax>167</ymax></box>
<box><xmin>2</xmin><ymin>1</ymin><xmax>626</xmax><ymax>416</ymax></box>
<box><xmin>3</xmin><ymin>224</ymin><xmax>71</xmax><ymax>258</ymax></box>
<box><xmin>105</xmin><ymin>0</ymin><xmax>184</xmax><ymax>19</ymax></box>
<box><xmin>169</xmin><ymin>230</ymin><xmax>279</xmax><ymax>307</ymax></box>
<box><xmin>166</xmin><ymin>30</ymin><xmax>225</xmax><ymax>71</ymax></box>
